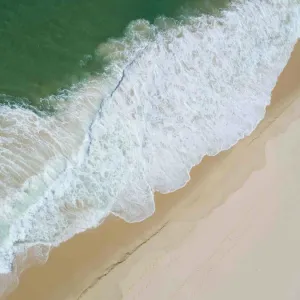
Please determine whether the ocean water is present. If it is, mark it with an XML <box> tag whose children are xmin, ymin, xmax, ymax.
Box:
<box><xmin>0</xmin><ymin>0</ymin><xmax>300</xmax><ymax>295</ymax></box>
<box><xmin>0</xmin><ymin>0</ymin><xmax>229</xmax><ymax>109</ymax></box>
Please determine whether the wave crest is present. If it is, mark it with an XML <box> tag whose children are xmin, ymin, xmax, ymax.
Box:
<box><xmin>0</xmin><ymin>0</ymin><xmax>300</xmax><ymax>296</ymax></box>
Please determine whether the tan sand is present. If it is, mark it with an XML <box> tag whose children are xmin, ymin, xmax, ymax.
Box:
<box><xmin>83</xmin><ymin>106</ymin><xmax>300</xmax><ymax>300</ymax></box>
<box><xmin>4</xmin><ymin>41</ymin><xmax>300</xmax><ymax>300</ymax></box>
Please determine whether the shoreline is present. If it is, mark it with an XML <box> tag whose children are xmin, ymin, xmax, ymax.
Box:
<box><xmin>4</xmin><ymin>41</ymin><xmax>300</xmax><ymax>300</ymax></box>
<box><xmin>84</xmin><ymin>94</ymin><xmax>300</xmax><ymax>299</ymax></box>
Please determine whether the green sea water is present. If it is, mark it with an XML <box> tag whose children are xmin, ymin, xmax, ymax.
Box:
<box><xmin>1</xmin><ymin>0</ymin><xmax>300</xmax><ymax>295</ymax></box>
<box><xmin>0</xmin><ymin>0</ymin><xmax>229</xmax><ymax>110</ymax></box>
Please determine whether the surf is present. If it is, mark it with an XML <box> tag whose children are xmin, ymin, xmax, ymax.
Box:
<box><xmin>0</xmin><ymin>0</ymin><xmax>300</xmax><ymax>295</ymax></box>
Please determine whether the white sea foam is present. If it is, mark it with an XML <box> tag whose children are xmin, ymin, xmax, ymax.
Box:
<box><xmin>0</xmin><ymin>0</ymin><xmax>300</xmax><ymax>294</ymax></box>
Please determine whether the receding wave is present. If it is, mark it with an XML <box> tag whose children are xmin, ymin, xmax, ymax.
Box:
<box><xmin>0</xmin><ymin>0</ymin><xmax>299</xmax><ymax>295</ymax></box>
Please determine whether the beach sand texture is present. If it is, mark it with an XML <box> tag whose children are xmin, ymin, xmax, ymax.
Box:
<box><xmin>4</xmin><ymin>41</ymin><xmax>300</xmax><ymax>300</ymax></box>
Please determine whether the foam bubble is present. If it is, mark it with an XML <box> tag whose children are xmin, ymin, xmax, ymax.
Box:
<box><xmin>0</xmin><ymin>0</ymin><xmax>299</xmax><ymax>295</ymax></box>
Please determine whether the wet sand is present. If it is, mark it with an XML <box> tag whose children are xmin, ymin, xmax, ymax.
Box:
<box><xmin>4</xmin><ymin>41</ymin><xmax>300</xmax><ymax>300</ymax></box>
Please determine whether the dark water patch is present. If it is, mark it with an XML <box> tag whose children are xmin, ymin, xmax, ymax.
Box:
<box><xmin>0</xmin><ymin>0</ymin><xmax>230</xmax><ymax>110</ymax></box>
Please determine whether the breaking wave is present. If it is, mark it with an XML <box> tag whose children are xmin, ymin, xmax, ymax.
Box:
<box><xmin>0</xmin><ymin>0</ymin><xmax>299</xmax><ymax>295</ymax></box>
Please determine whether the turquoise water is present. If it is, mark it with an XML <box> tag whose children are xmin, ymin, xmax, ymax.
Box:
<box><xmin>0</xmin><ymin>0</ymin><xmax>229</xmax><ymax>110</ymax></box>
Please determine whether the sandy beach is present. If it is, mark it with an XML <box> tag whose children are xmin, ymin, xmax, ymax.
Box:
<box><xmin>3</xmin><ymin>41</ymin><xmax>300</xmax><ymax>299</ymax></box>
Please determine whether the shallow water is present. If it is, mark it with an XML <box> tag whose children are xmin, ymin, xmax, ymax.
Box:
<box><xmin>0</xmin><ymin>0</ymin><xmax>300</xmax><ymax>296</ymax></box>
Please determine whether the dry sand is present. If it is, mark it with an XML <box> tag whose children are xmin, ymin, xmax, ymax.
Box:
<box><xmin>4</xmin><ymin>41</ymin><xmax>300</xmax><ymax>300</ymax></box>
